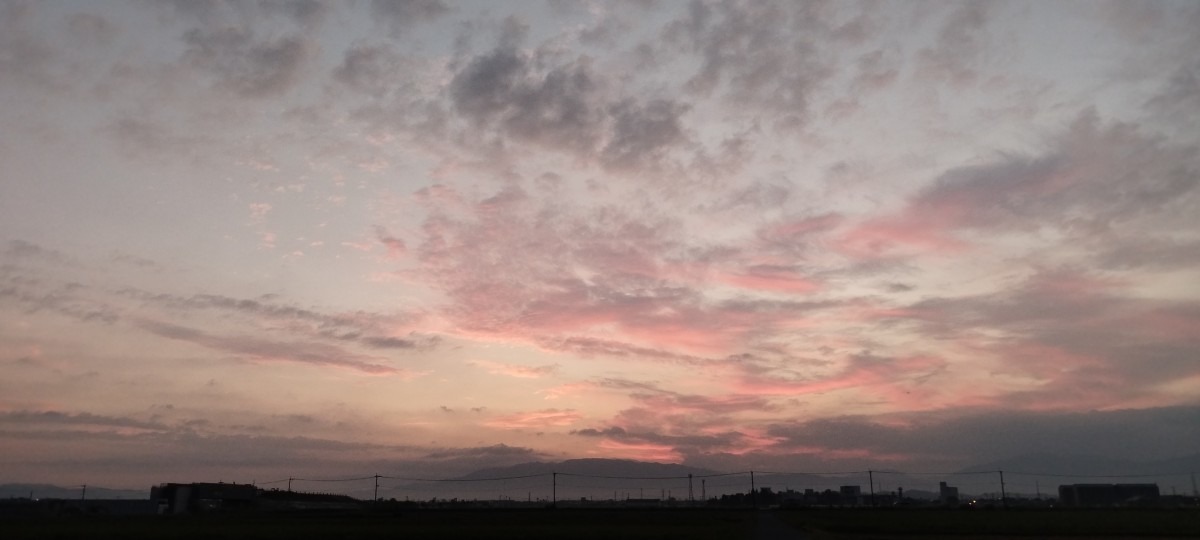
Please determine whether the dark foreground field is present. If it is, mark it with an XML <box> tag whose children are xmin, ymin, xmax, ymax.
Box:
<box><xmin>780</xmin><ymin>508</ymin><xmax>1200</xmax><ymax>539</ymax></box>
<box><xmin>3</xmin><ymin>508</ymin><xmax>1198</xmax><ymax>539</ymax></box>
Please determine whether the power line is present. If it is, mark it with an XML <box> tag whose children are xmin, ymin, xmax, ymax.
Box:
<box><xmin>1003</xmin><ymin>471</ymin><xmax>1192</xmax><ymax>478</ymax></box>
<box><xmin>753</xmin><ymin>470</ymin><xmax>870</xmax><ymax>476</ymax></box>
<box><xmin>558</xmin><ymin>472</ymin><xmax>694</xmax><ymax>480</ymax></box>
<box><xmin>382</xmin><ymin>473</ymin><xmax>550</xmax><ymax>482</ymax></box>
<box><xmin>290</xmin><ymin>475</ymin><xmax>377</xmax><ymax>482</ymax></box>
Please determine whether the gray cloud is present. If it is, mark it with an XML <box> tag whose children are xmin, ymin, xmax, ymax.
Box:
<box><xmin>449</xmin><ymin>43</ymin><xmax>692</xmax><ymax>172</ymax></box>
<box><xmin>259</xmin><ymin>0</ymin><xmax>328</xmax><ymax>27</ymax></box>
<box><xmin>0</xmin><ymin>1</ymin><xmax>61</xmax><ymax>90</ymax></box>
<box><xmin>373</xmin><ymin>225</ymin><xmax>407</xmax><ymax>258</ymax></box>
<box><xmin>0</xmin><ymin>259</ymin><xmax>119</xmax><ymax>324</ymax></box>
<box><xmin>916</xmin><ymin>1</ymin><xmax>991</xmax><ymax>86</ymax></box>
<box><xmin>181</xmin><ymin>27</ymin><xmax>310</xmax><ymax>98</ymax></box>
<box><xmin>857</xmin><ymin>109</ymin><xmax>1200</xmax><ymax>258</ymax></box>
<box><xmin>371</xmin><ymin>0</ymin><xmax>450</xmax><ymax>35</ymax></box>
<box><xmin>572</xmin><ymin>424</ymin><xmax>746</xmax><ymax>453</ymax></box>
<box><xmin>138</xmin><ymin>319</ymin><xmax>400</xmax><ymax>375</ymax></box>
<box><xmin>451</xmin><ymin>46</ymin><xmax>605</xmax><ymax>154</ymax></box>
<box><xmin>423</xmin><ymin>443</ymin><xmax>541</xmax><ymax>461</ymax></box>
<box><xmin>333</xmin><ymin>44</ymin><xmax>408</xmax><ymax>98</ymax></box>
<box><xmin>600</xmin><ymin>99</ymin><xmax>689</xmax><ymax>171</ymax></box>
<box><xmin>898</xmin><ymin>268</ymin><xmax>1200</xmax><ymax>406</ymax></box>
<box><xmin>117</xmin><ymin>288</ymin><xmax>432</xmax><ymax>352</ymax></box>
<box><xmin>766</xmin><ymin>406</ymin><xmax>1200</xmax><ymax>464</ymax></box>
<box><xmin>0</xmin><ymin>410</ymin><xmax>169</xmax><ymax>431</ymax></box>
<box><xmin>664</xmin><ymin>1</ymin><xmax>835</xmax><ymax>126</ymax></box>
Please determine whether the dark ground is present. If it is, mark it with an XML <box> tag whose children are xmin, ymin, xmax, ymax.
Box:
<box><xmin>2</xmin><ymin>507</ymin><xmax>1198</xmax><ymax>539</ymax></box>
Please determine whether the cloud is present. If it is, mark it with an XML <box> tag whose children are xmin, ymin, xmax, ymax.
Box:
<box><xmin>450</xmin><ymin>46</ymin><xmax>607</xmax><ymax>155</ymax></box>
<box><xmin>3</xmin><ymin>239</ymin><xmax>74</xmax><ymax>265</ymax></box>
<box><xmin>180</xmin><ymin>27</ymin><xmax>310</xmax><ymax>98</ymax></box>
<box><xmin>0</xmin><ymin>410</ymin><xmax>168</xmax><ymax>432</ymax></box>
<box><xmin>664</xmin><ymin>1</ymin><xmax>836</xmax><ymax>127</ymax></box>
<box><xmin>260</xmin><ymin>0</ymin><xmax>329</xmax><ymax>27</ymax></box>
<box><xmin>562</xmin><ymin>378</ymin><xmax>784</xmax><ymax>458</ymax></box>
<box><xmin>473</xmin><ymin>360</ymin><xmax>558</xmax><ymax>379</ymax></box>
<box><xmin>718</xmin><ymin>265</ymin><xmax>821</xmax><ymax>294</ymax></box>
<box><xmin>370</xmin><ymin>0</ymin><xmax>450</xmax><ymax>35</ymax></box>
<box><xmin>423</xmin><ymin>443</ymin><xmax>541</xmax><ymax>461</ymax></box>
<box><xmin>137</xmin><ymin>319</ymin><xmax>402</xmax><ymax>375</ymax></box>
<box><xmin>733</xmin><ymin>351</ymin><xmax>947</xmax><ymax>407</ymax></box>
<box><xmin>333</xmin><ymin>44</ymin><xmax>408</xmax><ymax>98</ymax></box>
<box><xmin>373</xmin><ymin>225</ymin><xmax>407</xmax><ymax>259</ymax></box>
<box><xmin>485</xmin><ymin>409</ymin><xmax>582</xmax><ymax>430</ymax></box>
<box><xmin>600</xmin><ymin>99</ymin><xmax>689</xmax><ymax>171</ymax></box>
<box><xmin>838</xmin><ymin>109</ymin><xmax>1200</xmax><ymax>258</ymax></box>
<box><xmin>765</xmin><ymin>406</ymin><xmax>1200</xmax><ymax>465</ymax></box>
<box><xmin>416</xmin><ymin>189</ymin><xmax>831</xmax><ymax>357</ymax></box>
<box><xmin>535</xmin><ymin>336</ymin><xmax>716</xmax><ymax>367</ymax></box>
<box><xmin>0</xmin><ymin>272</ymin><xmax>119</xmax><ymax>324</ymax></box>
<box><xmin>248</xmin><ymin>202</ymin><xmax>272</xmax><ymax>222</ymax></box>
<box><xmin>916</xmin><ymin>2</ymin><xmax>992</xmax><ymax>86</ymax></box>
<box><xmin>116</xmin><ymin>289</ymin><xmax>430</xmax><ymax>351</ymax></box>
<box><xmin>888</xmin><ymin>268</ymin><xmax>1200</xmax><ymax>410</ymax></box>
<box><xmin>0</xmin><ymin>1</ymin><xmax>61</xmax><ymax>90</ymax></box>
<box><xmin>449</xmin><ymin>42</ymin><xmax>691</xmax><ymax>172</ymax></box>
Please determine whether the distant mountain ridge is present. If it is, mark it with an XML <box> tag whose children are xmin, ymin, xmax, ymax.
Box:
<box><xmin>958</xmin><ymin>452</ymin><xmax>1200</xmax><ymax>476</ymax></box>
<box><xmin>458</xmin><ymin>458</ymin><xmax>718</xmax><ymax>480</ymax></box>
<box><xmin>7</xmin><ymin>453</ymin><xmax>1197</xmax><ymax>502</ymax></box>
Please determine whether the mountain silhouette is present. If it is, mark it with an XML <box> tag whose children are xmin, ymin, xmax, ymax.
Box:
<box><xmin>458</xmin><ymin>458</ymin><xmax>718</xmax><ymax>480</ymax></box>
<box><xmin>958</xmin><ymin>452</ymin><xmax>1200</xmax><ymax>477</ymax></box>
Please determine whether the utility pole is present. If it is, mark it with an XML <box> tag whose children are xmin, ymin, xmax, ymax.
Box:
<box><xmin>702</xmin><ymin>479</ymin><xmax>706</xmax><ymax>502</ymax></box>
<box><xmin>688</xmin><ymin>474</ymin><xmax>694</xmax><ymax>504</ymax></box>
<box><xmin>868</xmin><ymin>470</ymin><xmax>876</xmax><ymax>507</ymax></box>
<box><xmin>1191</xmin><ymin>472</ymin><xmax>1197</xmax><ymax>497</ymax></box>
<box><xmin>374</xmin><ymin>474</ymin><xmax>380</xmax><ymax>503</ymax></box>
<box><xmin>999</xmin><ymin>471</ymin><xmax>1007</xmax><ymax>508</ymax></box>
<box><xmin>288</xmin><ymin>477</ymin><xmax>293</xmax><ymax>492</ymax></box>
<box><xmin>750</xmin><ymin>471</ymin><xmax>757</xmax><ymax>509</ymax></box>
<box><xmin>552</xmin><ymin>472</ymin><xmax>557</xmax><ymax>507</ymax></box>
<box><xmin>80</xmin><ymin>484</ymin><xmax>87</xmax><ymax>502</ymax></box>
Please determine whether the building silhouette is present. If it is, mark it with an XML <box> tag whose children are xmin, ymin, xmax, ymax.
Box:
<box><xmin>1058</xmin><ymin>484</ymin><xmax>1160</xmax><ymax>507</ymax></box>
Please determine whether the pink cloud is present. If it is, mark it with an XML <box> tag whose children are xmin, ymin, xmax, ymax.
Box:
<box><xmin>485</xmin><ymin>409</ymin><xmax>582</xmax><ymax>429</ymax></box>
<box><xmin>248</xmin><ymin>202</ymin><xmax>272</xmax><ymax>221</ymax></box>
<box><xmin>536</xmin><ymin>336</ymin><xmax>716</xmax><ymax>366</ymax></box>
<box><xmin>341</xmin><ymin>241</ymin><xmax>374</xmax><ymax>252</ymax></box>
<box><xmin>719</xmin><ymin>265</ymin><xmax>821</xmax><ymax>294</ymax></box>
<box><xmin>836</xmin><ymin>214</ymin><xmax>967</xmax><ymax>258</ymax></box>
<box><xmin>734</xmin><ymin>353</ymin><xmax>947</xmax><ymax>402</ymax></box>
<box><xmin>594</xmin><ymin>439</ymin><xmax>682</xmax><ymax>463</ymax></box>
<box><xmin>756</xmin><ymin>212</ymin><xmax>844</xmax><ymax>242</ymax></box>
<box><xmin>373</xmin><ymin>225</ymin><xmax>407</xmax><ymax>259</ymax></box>
<box><xmin>473</xmin><ymin>360</ymin><xmax>558</xmax><ymax>379</ymax></box>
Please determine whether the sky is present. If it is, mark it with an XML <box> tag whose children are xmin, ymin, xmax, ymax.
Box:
<box><xmin>1</xmin><ymin>0</ymin><xmax>1198</xmax><ymax>491</ymax></box>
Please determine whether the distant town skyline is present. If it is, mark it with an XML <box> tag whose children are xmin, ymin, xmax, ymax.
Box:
<box><xmin>1</xmin><ymin>0</ymin><xmax>1198</xmax><ymax>489</ymax></box>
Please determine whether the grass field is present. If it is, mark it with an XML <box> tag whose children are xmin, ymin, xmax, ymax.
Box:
<box><xmin>3</xmin><ymin>507</ymin><xmax>1198</xmax><ymax>539</ymax></box>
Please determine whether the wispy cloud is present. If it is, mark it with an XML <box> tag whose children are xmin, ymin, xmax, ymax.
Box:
<box><xmin>485</xmin><ymin>409</ymin><xmax>582</xmax><ymax>430</ymax></box>
<box><xmin>472</xmin><ymin>360</ymin><xmax>558</xmax><ymax>379</ymax></box>
<box><xmin>137</xmin><ymin>319</ymin><xmax>403</xmax><ymax>375</ymax></box>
